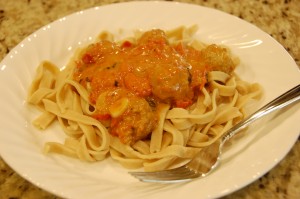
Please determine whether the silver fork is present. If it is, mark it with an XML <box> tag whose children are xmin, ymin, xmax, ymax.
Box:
<box><xmin>129</xmin><ymin>84</ymin><xmax>300</xmax><ymax>183</ymax></box>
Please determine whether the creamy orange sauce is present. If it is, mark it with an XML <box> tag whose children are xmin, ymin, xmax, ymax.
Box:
<box><xmin>73</xmin><ymin>29</ymin><xmax>235</xmax><ymax>145</ymax></box>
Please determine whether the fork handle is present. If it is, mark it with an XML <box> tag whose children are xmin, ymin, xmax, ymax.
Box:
<box><xmin>222</xmin><ymin>84</ymin><xmax>300</xmax><ymax>144</ymax></box>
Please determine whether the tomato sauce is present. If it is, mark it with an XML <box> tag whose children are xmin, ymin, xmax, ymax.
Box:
<box><xmin>73</xmin><ymin>29</ymin><xmax>235</xmax><ymax>145</ymax></box>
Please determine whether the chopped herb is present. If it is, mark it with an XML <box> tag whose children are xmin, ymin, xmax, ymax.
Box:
<box><xmin>187</xmin><ymin>68</ymin><xmax>192</xmax><ymax>84</ymax></box>
<box><xmin>114</xmin><ymin>80</ymin><xmax>119</xmax><ymax>87</ymax></box>
<box><xmin>106</xmin><ymin>63</ymin><xmax>117</xmax><ymax>70</ymax></box>
<box><xmin>146</xmin><ymin>98</ymin><xmax>156</xmax><ymax>107</ymax></box>
<box><xmin>111</xmin><ymin>63</ymin><xmax>117</xmax><ymax>68</ymax></box>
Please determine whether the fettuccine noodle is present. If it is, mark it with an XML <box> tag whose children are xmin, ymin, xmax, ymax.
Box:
<box><xmin>27</xmin><ymin>26</ymin><xmax>262</xmax><ymax>171</ymax></box>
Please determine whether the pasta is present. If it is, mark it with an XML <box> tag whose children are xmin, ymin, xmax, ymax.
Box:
<box><xmin>27</xmin><ymin>26</ymin><xmax>262</xmax><ymax>171</ymax></box>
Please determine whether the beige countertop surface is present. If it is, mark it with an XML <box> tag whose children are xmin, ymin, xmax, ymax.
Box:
<box><xmin>0</xmin><ymin>0</ymin><xmax>299</xmax><ymax>198</ymax></box>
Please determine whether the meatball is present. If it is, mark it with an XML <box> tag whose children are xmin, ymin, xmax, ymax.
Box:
<box><xmin>110</xmin><ymin>96</ymin><xmax>157</xmax><ymax>145</ymax></box>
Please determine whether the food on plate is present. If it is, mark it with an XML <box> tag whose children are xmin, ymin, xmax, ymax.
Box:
<box><xmin>27</xmin><ymin>26</ymin><xmax>262</xmax><ymax>171</ymax></box>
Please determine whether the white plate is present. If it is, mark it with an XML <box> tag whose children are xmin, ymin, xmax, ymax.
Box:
<box><xmin>0</xmin><ymin>1</ymin><xmax>299</xmax><ymax>199</ymax></box>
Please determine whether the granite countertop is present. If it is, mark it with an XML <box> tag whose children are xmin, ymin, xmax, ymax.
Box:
<box><xmin>0</xmin><ymin>0</ymin><xmax>299</xmax><ymax>198</ymax></box>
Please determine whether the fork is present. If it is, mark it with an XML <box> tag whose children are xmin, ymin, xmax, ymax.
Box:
<box><xmin>129</xmin><ymin>84</ymin><xmax>300</xmax><ymax>183</ymax></box>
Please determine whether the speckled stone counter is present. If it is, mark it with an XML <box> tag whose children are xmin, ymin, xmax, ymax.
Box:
<box><xmin>0</xmin><ymin>0</ymin><xmax>299</xmax><ymax>198</ymax></box>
